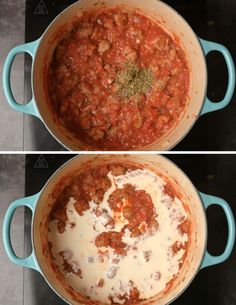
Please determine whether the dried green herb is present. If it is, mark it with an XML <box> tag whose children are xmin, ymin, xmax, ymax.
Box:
<box><xmin>115</xmin><ymin>63</ymin><xmax>153</xmax><ymax>99</ymax></box>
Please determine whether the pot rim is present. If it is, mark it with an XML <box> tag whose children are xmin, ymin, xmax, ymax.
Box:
<box><xmin>31</xmin><ymin>0</ymin><xmax>208</xmax><ymax>152</ymax></box>
<box><xmin>31</xmin><ymin>154</ymin><xmax>208</xmax><ymax>305</ymax></box>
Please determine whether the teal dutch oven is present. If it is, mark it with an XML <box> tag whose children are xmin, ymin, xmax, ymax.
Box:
<box><xmin>2</xmin><ymin>0</ymin><xmax>236</xmax><ymax>151</ymax></box>
<box><xmin>2</xmin><ymin>155</ymin><xmax>236</xmax><ymax>304</ymax></box>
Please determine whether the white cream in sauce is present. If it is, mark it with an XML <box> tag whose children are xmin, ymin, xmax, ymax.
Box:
<box><xmin>48</xmin><ymin>169</ymin><xmax>189</xmax><ymax>304</ymax></box>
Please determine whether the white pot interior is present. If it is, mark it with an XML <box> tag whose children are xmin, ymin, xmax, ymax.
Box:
<box><xmin>33</xmin><ymin>0</ymin><xmax>207</xmax><ymax>151</ymax></box>
<box><xmin>33</xmin><ymin>155</ymin><xmax>207</xmax><ymax>305</ymax></box>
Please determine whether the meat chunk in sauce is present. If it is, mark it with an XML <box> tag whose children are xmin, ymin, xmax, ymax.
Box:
<box><xmin>97</xmin><ymin>278</ymin><xmax>105</xmax><ymax>287</ymax></box>
<box><xmin>76</xmin><ymin>22</ymin><xmax>94</xmax><ymax>38</ymax></box>
<box><xmin>109</xmin><ymin>184</ymin><xmax>157</xmax><ymax>236</ymax></box>
<box><xmin>114</xmin><ymin>13</ymin><xmax>128</xmax><ymax>27</ymax></box>
<box><xmin>47</xmin><ymin>7</ymin><xmax>189</xmax><ymax>150</ymax></box>
<box><xmin>98</xmin><ymin>40</ymin><xmax>111</xmax><ymax>54</ymax></box>
<box><xmin>59</xmin><ymin>251</ymin><xmax>82</xmax><ymax>277</ymax></box>
<box><xmin>95</xmin><ymin>232</ymin><xmax>126</xmax><ymax>255</ymax></box>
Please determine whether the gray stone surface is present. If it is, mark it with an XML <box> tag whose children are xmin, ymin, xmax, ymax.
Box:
<box><xmin>0</xmin><ymin>155</ymin><xmax>25</xmax><ymax>305</ymax></box>
<box><xmin>0</xmin><ymin>0</ymin><xmax>25</xmax><ymax>151</ymax></box>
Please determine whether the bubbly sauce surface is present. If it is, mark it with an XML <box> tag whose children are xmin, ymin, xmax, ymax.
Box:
<box><xmin>48</xmin><ymin>164</ymin><xmax>190</xmax><ymax>304</ymax></box>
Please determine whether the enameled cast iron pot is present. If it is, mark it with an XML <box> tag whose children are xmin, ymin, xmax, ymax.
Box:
<box><xmin>2</xmin><ymin>0</ymin><xmax>236</xmax><ymax>151</ymax></box>
<box><xmin>2</xmin><ymin>155</ymin><xmax>236</xmax><ymax>305</ymax></box>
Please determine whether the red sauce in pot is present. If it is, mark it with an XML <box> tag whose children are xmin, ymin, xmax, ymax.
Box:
<box><xmin>46</xmin><ymin>7</ymin><xmax>189</xmax><ymax>150</ymax></box>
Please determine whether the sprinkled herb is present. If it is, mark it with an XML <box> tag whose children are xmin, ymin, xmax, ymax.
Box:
<box><xmin>115</xmin><ymin>63</ymin><xmax>153</xmax><ymax>99</ymax></box>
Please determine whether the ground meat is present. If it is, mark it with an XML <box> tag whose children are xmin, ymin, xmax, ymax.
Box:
<box><xmin>49</xmin><ymin>165</ymin><xmax>114</xmax><ymax>232</ymax></box>
<box><xmin>114</xmin><ymin>13</ymin><xmax>128</xmax><ymax>27</ymax></box>
<box><xmin>178</xmin><ymin>219</ymin><xmax>190</xmax><ymax>235</ymax></box>
<box><xmin>74</xmin><ymin>198</ymin><xmax>90</xmax><ymax>216</ymax></box>
<box><xmin>47</xmin><ymin>7</ymin><xmax>189</xmax><ymax>150</ymax></box>
<box><xmin>124</xmin><ymin>287</ymin><xmax>140</xmax><ymax>304</ymax></box>
<box><xmin>95</xmin><ymin>231</ymin><xmax>126</xmax><ymax>255</ymax></box>
<box><xmin>148</xmin><ymin>219</ymin><xmax>159</xmax><ymax>233</ymax></box>
<box><xmin>50</xmin><ymin>192</ymin><xmax>69</xmax><ymax>233</ymax></box>
<box><xmin>109</xmin><ymin>184</ymin><xmax>157</xmax><ymax>235</ymax></box>
<box><xmin>129</xmin><ymin>287</ymin><xmax>140</xmax><ymax>302</ymax></box>
<box><xmin>109</xmin><ymin>285</ymin><xmax>140</xmax><ymax>305</ymax></box>
<box><xmin>171</xmin><ymin>241</ymin><xmax>182</xmax><ymax>254</ymax></box>
<box><xmin>76</xmin><ymin>22</ymin><xmax>94</xmax><ymax>39</ymax></box>
<box><xmin>98</xmin><ymin>40</ymin><xmax>111</xmax><ymax>53</ymax></box>
<box><xmin>59</xmin><ymin>251</ymin><xmax>82</xmax><ymax>277</ymax></box>
<box><xmin>97</xmin><ymin>278</ymin><xmax>105</xmax><ymax>287</ymax></box>
<box><xmin>109</xmin><ymin>164</ymin><xmax>127</xmax><ymax>176</ymax></box>
<box><xmin>76</xmin><ymin>167</ymin><xmax>111</xmax><ymax>204</ymax></box>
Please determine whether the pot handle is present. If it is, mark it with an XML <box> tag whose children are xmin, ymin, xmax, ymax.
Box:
<box><xmin>199</xmin><ymin>38</ymin><xmax>235</xmax><ymax>115</ymax></box>
<box><xmin>2</xmin><ymin>192</ymin><xmax>41</xmax><ymax>271</ymax></box>
<box><xmin>199</xmin><ymin>192</ymin><xmax>235</xmax><ymax>269</ymax></box>
<box><xmin>2</xmin><ymin>39</ymin><xmax>41</xmax><ymax>117</ymax></box>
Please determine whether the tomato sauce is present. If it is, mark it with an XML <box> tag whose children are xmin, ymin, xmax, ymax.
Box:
<box><xmin>47</xmin><ymin>7</ymin><xmax>189</xmax><ymax>150</ymax></box>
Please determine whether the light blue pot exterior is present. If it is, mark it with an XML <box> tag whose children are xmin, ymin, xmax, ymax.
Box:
<box><xmin>2</xmin><ymin>192</ymin><xmax>41</xmax><ymax>271</ymax></box>
<box><xmin>199</xmin><ymin>192</ymin><xmax>236</xmax><ymax>269</ymax></box>
<box><xmin>199</xmin><ymin>38</ymin><xmax>236</xmax><ymax>115</ymax></box>
<box><xmin>2</xmin><ymin>36</ymin><xmax>235</xmax><ymax>119</ymax></box>
<box><xmin>2</xmin><ymin>39</ymin><xmax>42</xmax><ymax>118</ymax></box>
<box><xmin>3</xmin><ymin>189</ymin><xmax>235</xmax><ymax>272</ymax></box>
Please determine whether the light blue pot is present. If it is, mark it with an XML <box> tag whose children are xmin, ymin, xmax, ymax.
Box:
<box><xmin>3</xmin><ymin>191</ymin><xmax>235</xmax><ymax>270</ymax></box>
<box><xmin>3</xmin><ymin>37</ymin><xmax>234</xmax><ymax>118</ymax></box>
<box><xmin>2</xmin><ymin>155</ymin><xmax>236</xmax><ymax>304</ymax></box>
<box><xmin>2</xmin><ymin>0</ymin><xmax>235</xmax><ymax>150</ymax></box>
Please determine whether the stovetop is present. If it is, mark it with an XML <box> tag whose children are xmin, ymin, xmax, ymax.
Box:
<box><xmin>24</xmin><ymin>0</ymin><xmax>236</xmax><ymax>151</ymax></box>
<box><xmin>24</xmin><ymin>154</ymin><xmax>236</xmax><ymax>305</ymax></box>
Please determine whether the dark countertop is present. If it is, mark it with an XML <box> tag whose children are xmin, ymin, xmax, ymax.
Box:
<box><xmin>24</xmin><ymin>154</ymin><xmax>236</xmax><ymax>305</ymax></box>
